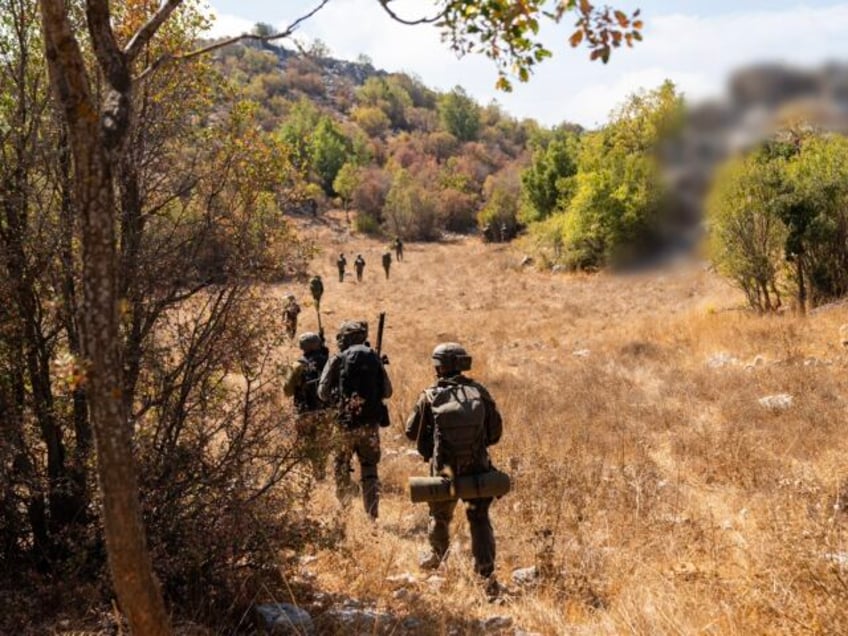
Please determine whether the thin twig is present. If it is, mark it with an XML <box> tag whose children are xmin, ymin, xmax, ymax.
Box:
<box><xmin>135</xmin><ymin>0</ymin><xmax>331</xmax><ymax>82</ymax></box>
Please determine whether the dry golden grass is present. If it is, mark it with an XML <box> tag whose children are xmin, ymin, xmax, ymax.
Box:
<box><xmin>272</xmin><ymin>213</ymin><xmax>848</xmax><ymax>635</ymax></box>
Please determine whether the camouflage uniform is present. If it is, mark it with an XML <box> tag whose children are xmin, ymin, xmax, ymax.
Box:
<box><xmin>309</xmin><ymin>275</ymin><xmax>324</xmax><ymax>306</ymax></box>
<box><xmin>337</xmin><ymin>253</ymin><xmax>347</xmax><ymax>282</ymax></box>
<box><xmin>318</xmin><ymin>321</ymin><xmax>393</xmax><ymax>519</ymax></box>
<box><xmin>283</xmin><ymin>333</ymin><xmax>331</xmax><ymax>479</ymax></box>
<box><xmin>381</xmin><ymin>251</ymin><xmax>392</xmax><ymax>280</ymax></box>
<box><xmin>283</xmin><ymin>295</ymin><xmax>301</xmax><ymax>340</ymax></box>
<box><xmin>354</xmin><ymin>255</ymin><xmax>365</xmax><ymax>282</ymax></box>
<box><xmin>394</xmin><ymin>237</ymin><xmax>404</xmax><ymax>262</ymax></box>
<box><xmin>405</xmin><ymin>343</ymin><xmax>503</xmax><ymax>579</ymax></box>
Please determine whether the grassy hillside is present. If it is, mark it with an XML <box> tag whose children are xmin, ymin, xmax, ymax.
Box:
<box><xmin>266</xmin><ymin>213</ymin><xmax>848</xmax><ymax>634</ymax></box>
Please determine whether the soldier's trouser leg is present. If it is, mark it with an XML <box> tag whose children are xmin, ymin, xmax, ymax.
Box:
<box><xmin>355</xmin><ymin>426</ymin><xmax>381</xmax><ymax>519</ymax></box>
<box><xmin>466</xmin><ymin>498</ymin><xmax>495</xmax><ymax>577</ymax></box>
<box><xmin>333</xmin><ymin>433</ymin><xmax>355</xmax><ymax>502</ymax></box>
<box><xmin>428</xmin><ymin>499</ymin><xmax>457</xmax><ymax>560</ymax></box>
<box><xmin>309</xmin><ymin>413</ymin><xmax>332</xmax><ymax>481</ymax></box>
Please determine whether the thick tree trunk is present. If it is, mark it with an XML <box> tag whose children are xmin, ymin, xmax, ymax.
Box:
<box><xmin>38</xmin><ymin>1</ymin><xmax>171</xmax><ymax>632</ymax></box>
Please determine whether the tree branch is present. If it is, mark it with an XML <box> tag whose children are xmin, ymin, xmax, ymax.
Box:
<box><xmin>85</xmin><ymin>0</ymin><xmax>130</xmax><ymax>91</ymax></box>
<box><xmin>135</xmin><ymin>0</ymin><xmax>331</xmax><ymax>82</ymax></box>
<box><xmin>124</xmin><ymin>0</ymin><xmax>183</xmax><ymax>62</ymax></box>
<box><xmin>377</xmin><ymin>0</ymin><xmax>447</xmax><ymax>26</ymax></box>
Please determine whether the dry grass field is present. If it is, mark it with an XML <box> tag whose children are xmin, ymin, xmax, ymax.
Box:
<box><xmin>268</xmin><ymin>213</ymin><xmax>848</xmax><ymax>635</ymax></box>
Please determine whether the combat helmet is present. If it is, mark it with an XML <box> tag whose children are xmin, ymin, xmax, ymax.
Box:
<box><xmin>298</xmin><ymin>332</ymin><xmax>322</xmax><ymax>353</ymax></box>
<box><xmin>336</xmin><ymin>320</ymin><xmax>368</xmax><ymax>350</ymax></box>
<box><xmin>431</xmin><ymin>342</ymin><xmax>472</xmax><ymax>375</ymax></box>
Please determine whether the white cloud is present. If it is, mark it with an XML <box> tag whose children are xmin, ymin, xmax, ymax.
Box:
<box><xmin>204</xmin><ymin>9</ymin><xmax>254</xmax><ymax>39</ymax></box>
<box><xmin>204</xmin><ymin>2</ymin><xmax>848</xmax><ymax>127</ymax></box>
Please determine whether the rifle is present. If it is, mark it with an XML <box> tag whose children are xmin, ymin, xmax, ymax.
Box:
<box><xmin>315</xmin><ymin>302</ymin><xmax>324</xmax><ymax>343</ymax></box>
<box><xmin>376</xmin><ymin>311</ymin><xmax>388</xmax><ymax>364</ymax></box>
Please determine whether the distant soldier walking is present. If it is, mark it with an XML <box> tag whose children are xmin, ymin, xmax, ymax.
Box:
<box><xmin>283</xmin><ymin>293</ymin><xmax>301</xmax><ymax>340</ymax></box>
<box><xmin>337</xmin><ymin>253</ymin><xmax>347</xmax><ymax>282</ymax></box>
<box><xmin>405</xmin><ymin>342</ymin><xmax>503</xmax><ymax>596</ymax></box>
<box><xmin>309</xmin><ymin>274</ymin><xmax>325</xmax><ymax>339</ymax></box>
<box><xmin>284</xmin><ymin>332</ymin><xmax>331</xmax><ymax>479</ymax></box>
<box><xmin>394</xmin><ymin>237</ymin><xmax>404</xmax><ymax>262</ymax></box>
<box><xmin>310</xmin><ymin>274</ymin><xmax>324</xmax><ymax>307</ymax></box>
<box><xmin>381</xmin><ymin>250</ymin><xmax>392</xmax><ymax>280</ymax></box>
<box><xmin>354</xmin><ymin>254</ymin><xmax>366</xmax><ymax>282</ymax></box>
<box><xmin>318</xmin><ymin>321</ymin><xmax>392</xmax><ymax>520</ymax></box>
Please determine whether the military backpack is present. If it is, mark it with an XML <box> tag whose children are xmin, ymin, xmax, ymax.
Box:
<box><xmin>338</xmin><ymin>344</ymin><xmax>387</xmax><ymax>428</ymax></box>
<box><xmin>294</xmin><ymin>350</ymin><xmax>328</xmax><ymax>413</ymax></box>
<box><xmin>427</xmin><ymin>381</ymin><xmax>488</xmax><ymax>475</ymax></box>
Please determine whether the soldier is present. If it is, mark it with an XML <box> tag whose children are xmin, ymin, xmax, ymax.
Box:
<box><xmin>354</xmin><ymin>254</ymin><xmax>366</xmax><ymax>282</ymax></box>
<box><xmin>318</xmin><ymin>321</ymin><xmax>392</xmax><ymax>520</ymax></box>
<box><xmin>310</xmin><ymin>274</ymin><xmax>324</xmax><ymax>307</ymax></box>
<box><xmin>405</xmin><ymin>342</ymin><xmax>503</xmax><ymax>596</ymax></box>
<box><xmin>283</xmin><ymin>293</ymin><xmax>301</xmax><ymax>340</ymax></box>
<box><xmin>337</xmin><ymin>253</ymin><xmax>348</xmax><ymax>283</ymax></box>
<box><xmin>283</xmin><ymin>332</ymin><xmax>331</xmax><ymax>479</ymax></box>
<box><xmin>394</xmin><ymin>237</ymin><xmax>404</xmax><ymax>262</ymax></box>
<box><xmin>381</xmin><ymin>250</ymin><xmax>392</xmax><ymax>280</ymax></box>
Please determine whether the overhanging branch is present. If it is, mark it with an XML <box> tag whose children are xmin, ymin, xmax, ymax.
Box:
<box><xmin>377</xmin><ymin>0</ymin><xmax>447</xmax><ymax>26</ymax></box>
<box><xmin>125</xmin><ymin>0</ymin><xmax>183</xmax><ymax>62</ymax></box>
<box><xmin>135</xmin><ymin>0</ymin><xmax>331</xmax><ymax>82</ymax></box>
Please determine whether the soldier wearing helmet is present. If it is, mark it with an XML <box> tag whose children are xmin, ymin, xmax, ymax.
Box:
<box><xmin>354</xmin><ymin>254</ymin><xmax>366</xmax><ymax>282</ymax></box>
<box><xmin>283</xmin><ymin>293</ymin><xmax>301</xmax><ymax>340</ymax></box>
<box><xmin>405</xmin><ymin>342</ymin><xmax>503</xmax><ymax>596</ymax></box>
<box><xmin>337</xmin><ymin>253</ymin><xmax>347</xmax><ymax>283</ymax></box>
<box><xmin>284</xmin><ymin>331</ymin><xmax>331</xmax><ymax>479</ymax></box>
<box><xmin>318</xmin><ymin>320</ymin><xmax>393</xmax><ymax>519</ymax></box>
<box><xmin>381</xmin><ymin>250</ymin><xmax>392</xmax><ymax>280</ymax></box>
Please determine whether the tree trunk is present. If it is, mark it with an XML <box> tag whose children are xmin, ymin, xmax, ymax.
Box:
<box><xmin>796</xmin><ymin>258</ymin><xmax>806</xmax><ymax>316</ymax></box>
<box><xmin>38</xmin><ymin>1</ymin><xmax>171</xmax><ymax>632</ymax></box>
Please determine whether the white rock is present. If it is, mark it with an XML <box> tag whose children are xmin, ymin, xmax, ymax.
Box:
<box><xmin>824</xmin><ymin>552</ymin><xmax>848</xmax><ymax>567</ymax></box>
<box><xmin>707</xmin><ymin>352</ymin><xmax>739</xmax><ymax>368</ymax></box>
<box><xmin>426</xmin><ymin>575</ymin><xmax>446</xmax><ymax>590</ymax></box>
<box><xmin>481</xmin><ymin>615</ymin><xmax>513</xmax><ymax>630</ymax></box>
<box><xmin>255</xmin><ymin>603</ymin><xmax>314</xmax><ymax>635</ymax></box>
<box><xmin>511</xmin><ymin>566</ymin><xmax>539</xmax><ymax>586</ymax></box>
<box><xmin>572</xmin><ymin>349</ymin><xmax>591</xmax><ymax>358</ymax></box>
<box><xmin>385</xmin><ymin>573</ymin><xmax>417</xmax><ymax>589</ymax></box>
<box><xmin>758</xmin><ymin>393</ymin><xmax>793</xmax><ymax>411</ymax></box>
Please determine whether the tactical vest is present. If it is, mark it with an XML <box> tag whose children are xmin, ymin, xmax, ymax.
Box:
<box><xmin>338</xmin><ymin>344</ymin><xmax>385</xmax><ymax>427</ymax></box>
<box><xmin>426</xmin><ymin>380</ymin><xmax>488</xmax><ymax>476</ymax></box>
<box><xmin>294</xmin><ymin>350</ymin><xmax>328</xmax><ymax>413</ymax></box>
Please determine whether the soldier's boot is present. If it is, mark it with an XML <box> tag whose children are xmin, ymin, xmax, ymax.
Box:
<box><xmin>484</xmin><ymin>575</ymin><xmax>504</xmax><ymax>602</ymax></box>
<box><xmin>361</xmin><ymin>466</ymin><xmax>379</xmax><ymax>520</ymax></box>
<box><xmin>466</xmin><ymin>498</ymin><xmax>496</xmax><ymax>578</ymax></box>
<box><xmin>418</xmin><ymin>550</ymin><xmax>442</xmax><ymax>571</ymax></box>
<box><xmin>422</xmin><ymin>500</ymin><xmax>455</xmax><ymax>570</ymax></box>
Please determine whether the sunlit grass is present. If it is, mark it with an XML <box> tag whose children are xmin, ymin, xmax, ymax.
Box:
<box><xmin>273</xmin><ymin>212</ymin><xmax>848</xmax><ymax>634</ymax></box>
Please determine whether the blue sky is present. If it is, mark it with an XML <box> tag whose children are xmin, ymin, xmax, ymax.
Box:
<box><xmin>203</xmin><ymin>1</ymin><xmax>848</xmax><ymax>127</ymax></box>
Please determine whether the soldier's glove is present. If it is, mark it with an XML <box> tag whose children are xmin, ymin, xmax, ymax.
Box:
<box><xmin>381</xmin><ymin>354</ymin><xmax>389</xmax><ymax>366</ymax></box>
